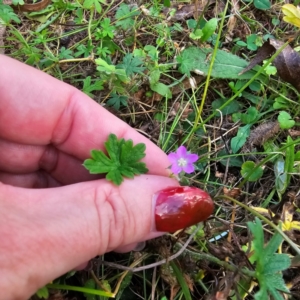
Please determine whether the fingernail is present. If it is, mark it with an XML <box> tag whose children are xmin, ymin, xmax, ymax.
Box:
<box><xmin>153</xmin><ymin>186</ymin><xmax>214</xmax><ymax>232</ymax></box>
<box><xmin>133</xmin><ymin>241</ymin><xmax>146</xmax><ymax>252</ymax></box>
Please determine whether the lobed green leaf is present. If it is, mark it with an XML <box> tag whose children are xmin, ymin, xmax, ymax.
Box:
<box><xmin>264</xmin><ymin>254</ymin><xmax>290</xmax><ymax>273</ymax></box>
<box><xmin>83</xmin><ymin>134</ymin><xmax>148</xmax><ymax>185</ymax></box>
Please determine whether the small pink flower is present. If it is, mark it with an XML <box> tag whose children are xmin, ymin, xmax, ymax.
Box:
<box><xmin>168</xmin><ymin>146</ymin><xmax>199</xmax><ymax>174</ymax></box>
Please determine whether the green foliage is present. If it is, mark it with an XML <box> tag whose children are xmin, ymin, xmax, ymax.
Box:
<box><xmin>83</xmin><ymin>134</ymin><xmax>148</xmax><ymax>186</ymax></box>
<box><xmin>163</xmin><ymin>0</ymin><xmax>171</xmax><ymax>7</ymax></box>
<box><xmin>242</xmin><ymin>34</ymin><xmax>261</xmax><ymax>51</ymax></box>
<box><xmin>170</xmin><ymin>261</ymin><xmax>192</xmax><ymax>300</ymax></box>
<box><xmin>84</xmin><ymin>279</ymin><xmax>96</xmax><ymax>300</ymax></box>
<box><xmin>82</xmin><ymin>76</ymin><xmax>104</xmax><ymax>98</ymax></box>
<box><xmin>12</xmin><ymin>0</ymin><xmax>24</xmax><ymax>4</ymax></box>
<box><xmin>115</xmin><ymin>273</ymin><xmax>133</xmax><ymax>300</ymax></box>
<box><xmin>273</xmin><ymin>97</ymin><xmax>288</xmax><ymax>109</ymax></box>
<box><xmin>35</xmin><ymin>286</ymin><xmax>49</xmax><ymax>299</ymax></box>
<box><xmin>212</xmin><ymin>98</ymin><xmax>240</xmax><ymax>116</ymax></box>
<box><xmin>228</xmin><ymin>80</ymin><xmax>244</xmax><ymax>96</ymax></box>
<box><xmin>75</xmin><ymin>41</ymin><xmax>94</xmax><ymax>58</ymax></box>
<box><xmin>235</xmin><ymin>106</ymin><xmax>259</xmax><ymax>124</ymax></box>
<box><xmin>231</xmin><ymin>125</ymin><xmax>251</xmax><ymax>153</ymax></box>
<box><xmin>200</xmin><ymin>18</ymin><xmax>218</xmax><ymax>42</ymax></box>
<box><xmin>253</xmin><ymin>0</ymin><xmax>271</xmax><ymax>10</ymax></box>
<box><xmin>263</xmin><ymin>61</ymin><xmax>277</xmax><ymax>75</ymax></box>
<box><xmin>275</xmin><ymin>136</ymin><xmax>295</xmax><ymax>196</ymax></box>
<box><xmin>218</xmin><ymin>149</ymin><xmax>243</xmax><ymax>167</ymax></box>
<box><xmin>107</xmin><ymin>93</ymin><xmax>128</xmax><ymax>110</ymax></box>
<box><xmin>189</xmin><ymin>17</ymin><xmax>218</xmax><ymax>41</ymax></box>
<box><xmin>278</xmin><ymin>111</ymin><xmax>295</xmax><ymax>129</ymax></box>
<box><xmin>117</xmin><ymin>53</ymin><xmax>145</xmax><ymax>77</ymax></box>
<box><xmin>275</xmin><ymin>156</ymin><xmax>287</xmax><ymax>195</ymax></box>
<box><xmin>150</xmin><ymin>82</ymin><xmax>172</xmax><ymax>98</ymax></box>
<box><xmin>241</xmin><ymin>161</ymin><xmax>264</xmax><ymax>181</ymax></box>
<box><xmin>0</xmin><ymin>1</ymin><xmax>20</xmax><ymax>24</ymax></box>
<box><xmin>59</xmin><ymin>47</ymin><xmax>73</xmax><ymax>59</ymax></box>
<box><xmin>115</xmin><ymin>3</ymin><xmax>140</xmax><ymax>30</ymax></box>
<box><xmin>100</xmin><ymin>18</ymin><xmax>115</xmax><ymax>38</ymax></box>
<box><xmin>177</xmin><ymin>47</ymin><xmax>257</xmax><ymax>79</ymax></box>
<box><xmin>247</xmin><ymin>218</ymin><xmax>290</xmax><ymax>300</ymax></box>
<box><xmin>96</xmin><ymin>58</ymin><xmax>129</xmax><ymax>91</ymax></box>
<box><xmin>83</xmin><ymin>0</ymin><xmax>106</xmax><ymax>13</ymax></box>
<box><xmin>96</xmin><ymin>45</ymin><xmax>111</xmax><ymax>57</ymax></box>
<box><xmin>189</xmin><ymin>29</ymin><xmax>203</xmax><ymax>40</ymax></box>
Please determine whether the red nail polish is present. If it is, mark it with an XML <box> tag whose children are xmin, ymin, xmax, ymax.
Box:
<box><xmin>154</xmin><ymin>186</ymin><xmax>214</xmax><ymax>232</ymax></box>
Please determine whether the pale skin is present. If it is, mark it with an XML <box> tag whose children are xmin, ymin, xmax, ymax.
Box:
<box><xmin>0</xmin><ymin>55</ymin><xmax>179</xmax><ymax>300</ymax></box>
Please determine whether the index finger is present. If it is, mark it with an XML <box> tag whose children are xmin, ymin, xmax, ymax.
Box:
<box><xmin>0</xmin><ymin>55</ymin><xmax>170</xmax><ymax>176</ymax></box>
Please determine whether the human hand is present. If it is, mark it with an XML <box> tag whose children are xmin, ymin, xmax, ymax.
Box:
<box><xmin>0</xmin><ymin>55</ymin><xmax>180</xmax><ymax>300</ymax></box>
<box><xmin>0</xmin><ymin>56</ymin><xmax>214</xmax><ymax>300</ymax></box>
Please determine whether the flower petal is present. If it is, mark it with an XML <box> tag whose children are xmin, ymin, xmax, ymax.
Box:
<box><xmin>171</xmin><ymin>163</ymin><xmax>183</xmax><ymax>174</ymax></box>
<box><xmin>183</xmin><ymin>163</ymin><xmax>195</xmax><ymax>174</ymax></box>
<box><xmin>168</xmin><ymin>152</ymin><xmax>179</xmax><ymax>163</ymax></box>
<box><xmin>186</xmin><ymin>153</ymin><xmax>199</xmax><ymax>163</ymax></box>
<box><xmin>176</xmin><ymin>145</ymin><xmax>187</xmax><ymax>157</ymax></box>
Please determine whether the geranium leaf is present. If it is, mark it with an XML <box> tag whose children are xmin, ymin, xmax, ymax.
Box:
<box><xmin>83</xmin><ymin>134</ymin><xmax>148</xmax><ymax>185</ymax></box>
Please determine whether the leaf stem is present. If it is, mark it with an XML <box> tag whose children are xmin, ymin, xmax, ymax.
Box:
<box><xmin>47</xmin><ymin>283</ymin><xmax>115</xmax><ymax>297</ymax></box>
<box><xmin>172</xmin><ymin>243</ymin><xmax>256</xmax><ymax>278</ymax></box>
<box><xmin>187</xmin><ymin>0</ymin><xmax>230</xmax><ymax>144</ymax></box>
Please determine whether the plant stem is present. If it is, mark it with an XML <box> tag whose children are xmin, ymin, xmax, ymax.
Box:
<box><xmin>173</xmin><ymin>243</ymin><xmax>256</xmax><ymax>278</ymax></box>
<box><xmin>216</xmin><ymin>195</ymin><xmax>300</xmax><ymax>256</ymax></box>
<box><xmin>187</xmin><ymin>0</ymin><xmax>230</xmax><ymax>145</ymax></box>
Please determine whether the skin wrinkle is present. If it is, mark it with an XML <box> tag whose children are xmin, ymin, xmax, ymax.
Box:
<box><xmin>106</xmin><ymin>190</ymin><xmax>121</xmax><ymax>252</ymax></box>
<box><xmin>0</xmin><ymin>172</ymin><xmax>43</xmax><ymax>188</ymax></box>
<box><xmin>0</xmin><ymin>170</ymin><xmax>62</xmax><ymax>189</ymax></box>
<box><xmin>93</xmin><ymin>185</ymin><xmax>109</xmax><ymax>253</ymax></box>
<box><xmin>50</xmin><ymin>89</ymin><xmax>77</xmax><ymax>147</ymax></box>
<box><xmin>36</xmin><ymin>90</ymin><xmax>76</xmax><ymax>178</ymax></box>
<box><xmin>33</xmin><ymin>170</ymin><xmax>56</xmax><ymax>188</ymax></box>
<box><xmin>103</xmin><ymin>189</ymin><xmax>127</xmax><ymax>252</ymax></box>
<box><xmin>38</xmin><ymin>145</ymin><xmax>59</xmax><ymax>173</ymax></box>
<box><xmin>0</xmin><ymin>139</ymin><xmax>43</xmax><ymax>173</ymax></box>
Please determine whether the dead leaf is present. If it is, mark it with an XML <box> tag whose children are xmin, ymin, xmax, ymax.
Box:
<box><xmin>240</xmin><ymin>39</ymin><xmax>300</xmax><ymax>92</ymax></box>
<box><xmin>170</xmin><ymin>102</ymin><xmax>193</xmax><ymax>119</ymax></box>
<box><xmin>163</xmin><ymin>4</ymin><xmax>198</xmax><ymax>21</ymax></box>
<box><xmin>247</xmin><ymin>121</ymin><xmax>280</xmax><ymax>146</ymax></box>
<box><xmin>225</xmin><ymin>15</ymin><xmax>237</xmax><ymax>42</ymax></box>
<box><xmin>288</xmin><ymin>129</ymin><xmax>300</xmax><ymax>137</ymax></box>
<box><xmin>223</xmin><ymin>187</ymin><xmax>241</xmax><ymax>198</ymax></box>
<box><xmin>163</xmin><ymin>1</ymin><xmax>215</xmax><ymax>21</ymax></box>
<box><xmin>12</xmin><ymin>0</ymin><xmax>51</xmax><ymax>12</ymax></box>
<box><xmin>225</xmin><ymin>0</ymin><xmax>240</xmax><ymax>42</ymax></box>
<box><xmin>281</xmin><ymin>202</ymin><xmax>300</xmax><ymax>232</ymax></box>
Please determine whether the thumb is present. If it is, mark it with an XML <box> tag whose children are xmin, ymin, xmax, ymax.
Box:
<box><xmin>0</xmin><ymin>176</ymin><xmax>213</xmax><ymax>300</ymax></box>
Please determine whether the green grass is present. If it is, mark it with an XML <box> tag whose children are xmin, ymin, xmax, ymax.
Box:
<box><xmin>2</xmin><ymin>0</ymin><xmax>300</xmax><ymax>298</ymax></box>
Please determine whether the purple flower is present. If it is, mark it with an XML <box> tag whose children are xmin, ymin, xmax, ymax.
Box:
<box><xmin>168</xmin><ymin>146</ymin><xmax>199</xmax><ymax>174</ymax></box>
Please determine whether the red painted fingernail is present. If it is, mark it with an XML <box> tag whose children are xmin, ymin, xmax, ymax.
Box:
<box><xmin>154</xmin><ymin>186</ymin><xmax>214</xmax><ymax>232</ymax></box>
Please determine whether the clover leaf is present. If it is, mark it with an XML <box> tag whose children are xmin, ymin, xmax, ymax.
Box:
<box><xmin>83</xmin><ymin>134</ymin><xmax>148</xmax><ymax>186</ymax></box>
